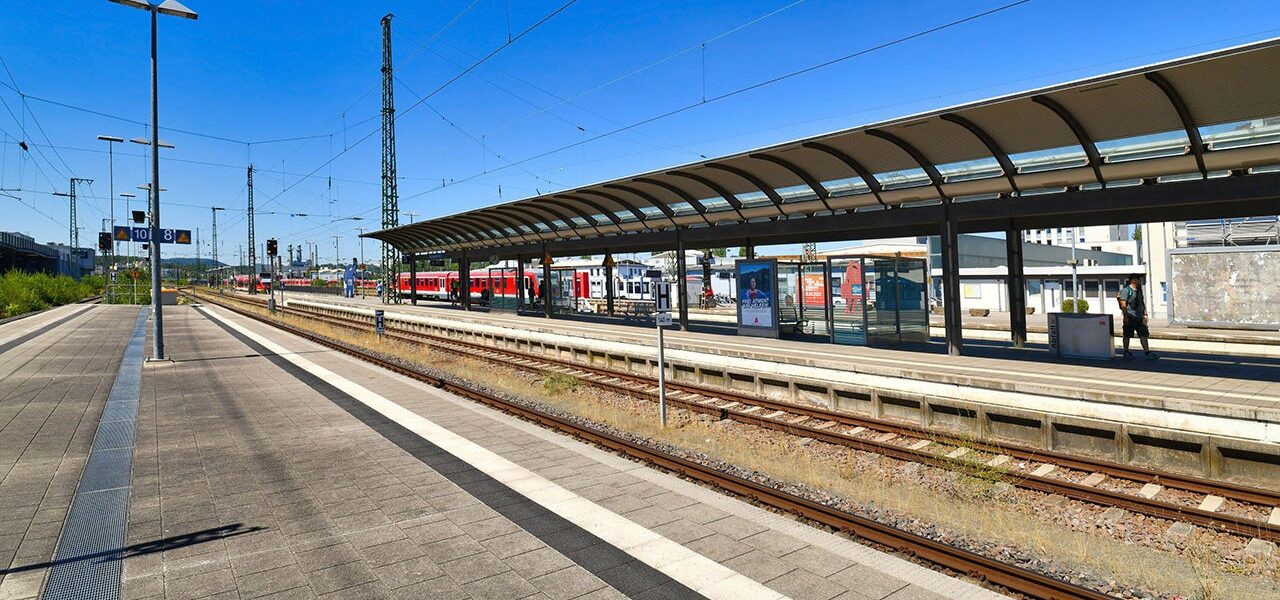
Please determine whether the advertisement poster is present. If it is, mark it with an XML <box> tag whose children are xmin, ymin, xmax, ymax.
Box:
<box><xmin>737</xmin><ymin>260</ymin><xmax>775</xmax><ymax>330</ymax></box>
<box><xmin>802</xmin><ymin>272</ymin><xmax>825</xmax><ymax>307</ymax></box>
<box><xmin>839</xmin><ymin>260</ymin><xmax>864</xmax><ymax>314</ymax></box>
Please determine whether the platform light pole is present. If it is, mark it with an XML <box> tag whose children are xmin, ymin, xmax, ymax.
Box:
<box><xmin>112</xmin><ymin>0</ymin><xmax>198</xmax><ymax>361</ymax></box>
<box><xmin>1069</xmin><ymin>225</ymin><xmax>1080</xmax><ymax>312</ymax></box>
<box><xmin>97</xmin><ymin>135</ymin><xmax>124</xmax><ymax>268</ymax></box>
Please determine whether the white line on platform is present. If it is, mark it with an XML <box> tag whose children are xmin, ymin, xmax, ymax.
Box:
<box><xmin>203</xmin><ymin>306</ymin><xmax>788</xmax><ymax>600</ymax></box>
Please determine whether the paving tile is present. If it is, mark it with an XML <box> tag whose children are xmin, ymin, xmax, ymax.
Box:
<box><xmin>373</xmin><ymin>554</ymin><xmax>446</xmax><ymax>589</ymax></box>
<box><xmin>827</xmin><ymin>563</ymin><xmax>910</xmax><ymax>598</ymax></box>
<box><xmin>504</xmin><ymin>547</ymin><xmax>577</xmax><ymax>580</ymax></box>
<box><xmin>530</xmin><ymin>566</ymin><xmax>608</xmax><ymax>600</ymax></box>
<box><xmin>440</xmin><ymin>550</ymin><xmax>511</xmax><ymax>584</ymax></box>
<box><xmin>235</xmin><ymin>564</ymin><xmax>310</xmax><ymax>599</ymax></box>
<box><xmin>306</xmin><ymin>559</ymin><xmax>380</xmax><ymax>595</ymax></box>
<box><xmin>163</xmin><ymin>568</ymin><xmax>237</xmax><ymax>600</ymax></box>
<box><xmin>361</xmin><ymin>538</ymin><xmax>424</xmax><ymax>568</ymax></box>
<box><xmin>461</xmin><ymin>570</ymin><xmax>540</xmax><ymax>600</ymax></box>
<box><xmin>766</xmin><ymin>568</ymin><xmax>848</xmax><ymax>600</ymax></box>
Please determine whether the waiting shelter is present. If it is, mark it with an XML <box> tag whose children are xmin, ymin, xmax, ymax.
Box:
<box><xmin>366</xmin><ymin>39</ymin><xmax>1280</xmax><ymax>356</ymax></box>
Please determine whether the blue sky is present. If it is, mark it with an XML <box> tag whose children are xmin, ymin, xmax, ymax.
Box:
<box><xmin>2</xmin><ymin>0</ymin><xmax>1279</xmax><ymax>264</ymax></box>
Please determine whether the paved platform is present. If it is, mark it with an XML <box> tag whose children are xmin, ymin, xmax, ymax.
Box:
<box><xmin>0</xmin><ymin>302</ymin><xmax>1006</xmax><ymax>599</ymax></box>
<box><xmin>0</xmin><ymin>305</ymin><xmax>144</xmax><ymax>600</ymax></box>
<box><xmin>271</xmin><ymin>291</ymin><xmax>1280</xmax><ymax>430</ymax></box>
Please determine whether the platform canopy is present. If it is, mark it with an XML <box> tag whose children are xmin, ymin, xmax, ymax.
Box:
<box><xmin>367</xmin><ymin>38</ymin><xmax>1280</xmax><ymax>258</ymax></box>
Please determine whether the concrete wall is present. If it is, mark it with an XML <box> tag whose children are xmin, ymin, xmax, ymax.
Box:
<box><xmin>1170</xmin><ymin>246</ymin><xmax>1280</xmax><ymax>329</ymax></box>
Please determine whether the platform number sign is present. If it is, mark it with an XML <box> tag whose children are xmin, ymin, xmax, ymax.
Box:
<box><xmin>114</xmin><ymin>226</ymin><xmax>191</xmax><ymax>244</ymax></box>
<box><xmin>374</xmin><ymin>309</ymin><xmax>385</xmax><ymax>336</ymax></box>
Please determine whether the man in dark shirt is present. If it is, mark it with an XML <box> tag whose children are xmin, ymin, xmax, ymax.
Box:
<box><xmin>1117</xmin><ymin>274</ymin><xmax>1157</xmax><ymax>360</ymax></box>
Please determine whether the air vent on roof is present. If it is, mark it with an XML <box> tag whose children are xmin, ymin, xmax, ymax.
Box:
<box><xmin>1078</xmin><ymin>82</ymin><xmax>1120</xmax><ymax>94</ymax></box>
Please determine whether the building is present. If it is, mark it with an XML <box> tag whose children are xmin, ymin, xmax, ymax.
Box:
<box><xmin>0</xmin><ymin>232</ymin><xmax>95</xmax><ymax>279</ymax></box>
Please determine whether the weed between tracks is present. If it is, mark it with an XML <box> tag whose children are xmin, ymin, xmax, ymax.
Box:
<box><xmin>211</xmin><ymin>294</ymin><xmax>1279</xmax><ymax>600</ymax></box>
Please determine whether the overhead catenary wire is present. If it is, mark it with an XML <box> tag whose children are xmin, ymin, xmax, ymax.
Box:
<box><xmin>251</xmin><ymin>0</ymin><xmax>581</xmax><ymax>217</ymax></box>
<box><xmin>399</xmin><ymin>0</ymin><xmax>1035</xmax><ymax>202</ymax></box>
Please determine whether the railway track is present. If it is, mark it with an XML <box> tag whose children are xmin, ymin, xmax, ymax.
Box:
<box><xmin>200</xmin><ymin>291</ymin><xmax>1280</xmax><ymax>545</ymax></box>
<box><xmin>190</xmin><ymin>288</ymin><xmax>1121</xmax><ymax>600</ymax></box>
<box><xmin>210</xmin><ymin>291</ymin><xmax>1280</xmax><ymax>542</ymax></box>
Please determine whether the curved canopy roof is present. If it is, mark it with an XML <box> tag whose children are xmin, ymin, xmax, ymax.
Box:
<box><xmin>368</xmin><ymin>38</ymin><xmax>1280</xmax><ymax>256</ymax></box>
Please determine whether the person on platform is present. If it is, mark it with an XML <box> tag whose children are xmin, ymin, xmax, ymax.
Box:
<box><xmin>376</xmin><ymin>280</ymin><xmax>384</xmax><ymax>299</ymax></box>
<box><xmin>1117</xmin><ymin>274</ymin><xmax>1158</xmax><ymax>360</ymax></box>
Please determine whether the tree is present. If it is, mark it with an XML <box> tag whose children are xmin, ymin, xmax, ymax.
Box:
<box><xmin>711</xmin><ymin>248</ymin><xmax>728</xmax><ymax>258</ymax></box>
<box><xmin>1132</xmin><ymin>225</ymin><xmax>1143</xmax><ymax>242</ymax></box>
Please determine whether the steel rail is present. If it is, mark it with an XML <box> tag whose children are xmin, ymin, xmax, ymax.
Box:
<box><xmin>189</xmin><ymin>289</ymin><xmax>1115</xmax><ymax>600</ymax></box>
<box><xmin>204</xmin><ymin>292</ymin><xmax>1280</xmax><ymax>542</ymax></box>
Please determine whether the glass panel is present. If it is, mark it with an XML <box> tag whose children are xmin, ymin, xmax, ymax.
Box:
<box><xmin>737</xmin><ymin>191</ymin><xmax>775</xmax><ymax>208</ymax></box>
<box><xmin>1096</xmin><ymin>130</ymin><xmax>1188</xmax><ymax>163</ymax></box>
<box><xmin>829</xmin><ymin>257</ymin><xmax>866</xmax><ymax>346</ymax></box>
<box><xmin>776</xmin><ymin>263</ymin><xmax>800</xmax><ymax>325</ymax></box>
<box><xmin>874</xmin><ymin>168</ymin><xmax>932</xmax><ymax>190</ymax></box>
<box><xmin>894</xmin><ymin>257</ymin><xmax>930</xmax><ymax>343</ymax></box>
<box><xmin>938</xmin><ymin>156</ymin><xmax>1003</xmax><ymax>183</ymax></box>
<box><xmin>548</xmin><ymin>269</ymin><xmax>578</xmax><ymax>315</ymax></box>
<box><xmin>777</xmin><ymin>184</ymin><xmax>819</xmax><ymax>203</ymax></box>
<box><xmin>1010</xmin><ymin>145</ymin><xmax>1088</xmax><ymax>173</ymax></box>
<box><xmin>801</xmin><ymin>263</ymin><xmax>828</xmax><ymax>336</ymax></box>
<box><xmin>1201</xmin><ymin>116</ymin><xmax>1280</xmax><ymax>151</ymax></box>
<box><xmin>667</xmin><ymin>202</ymin><xmax>698</xmax><ymax>216</ymax></box>
<box><xmin>823</xmin><ymin>177</ymin><xmax>871</xmax><ymax>197</ymax></box>
<box><xmin>488</xmin><ymin>267</ymin><xmax>519</xmax><ymax>312</ymax></box>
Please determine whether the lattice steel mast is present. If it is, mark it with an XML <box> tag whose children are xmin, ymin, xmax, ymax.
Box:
<box><xmin>56</xmin><ymin>178</ymin><xmax>93</xmax><ymax>249</ymax></box>
<box><xmin>380</xmin><ymin>13</ymin><xmax>400</xmax><ymax>303</ymax></box>
<box><xmin>247</xmin><ymin>164</ymin><xmax>256</xmax><ymax>293</ymax></box>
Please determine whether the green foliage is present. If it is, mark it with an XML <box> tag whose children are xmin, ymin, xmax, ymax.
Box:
<box><xmin>1061</xmin><ymin>297</ymin><xmax>1090</xmax><ymax>313</ymax></box>
<box><xmin>0</xmin><ymin>271</ymin><xmax>103</xmax><ymax>318</ymax></box>
<box><xmin>311</xmin><ymin>278</ymin><xmax>328</xmax><ymax>287</ymax></box>
<box><xmin>711</xmin><ymin>248</ymin><xmax>728</xmax><ymax>258</ymax></box>
<box><xmin>542</xmin><ymin>372</ymin><xmax>579</xmax><ymax>396</ymax></box>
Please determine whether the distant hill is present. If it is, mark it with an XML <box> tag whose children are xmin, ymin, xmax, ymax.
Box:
<box><xmin>160</xmin><ymin>257</ymin><xmax>226</xmax><ymax>268</ymax></box>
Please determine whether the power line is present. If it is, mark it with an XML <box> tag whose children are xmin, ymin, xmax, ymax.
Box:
<box><xmin>401</xmin><ymin>0</ymin><xmax>1034</xmax><ymax>202</ymax></box>
<box><xmin>253</xmin><ymin>0</ymin><xmax>581</xmax><ymax>215</ymax></box>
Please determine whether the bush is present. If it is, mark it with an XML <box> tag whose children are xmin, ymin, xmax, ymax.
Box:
<box><xmin>0</xmin><ymin>270</ymin><xmax>103</xmax><ymax>318</ymax></box>
<box><xmin>1060</xmin><ymin>297</ymin><xmax>1089</xmax><ymax>313</ymax></box>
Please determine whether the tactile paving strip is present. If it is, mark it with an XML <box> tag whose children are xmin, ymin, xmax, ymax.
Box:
<box><xmin>41</xmin><ymin>308</ymin><xmax>148</xmax><ymax>600</ymax></box>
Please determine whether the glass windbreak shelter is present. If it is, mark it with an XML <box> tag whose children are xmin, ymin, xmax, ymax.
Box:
<box><xmin>827</xmin><ymin>255</ymin><xmax>929</xmax><ymax>346</ymax></box>
<box><xmin>548</xmin><ymin>267</ymin><xmax>578</xmax><ymax>315</ymax></box>
<box><xmin>488</xmin><ymin>266</ymin><xmax>520</xmax><ymax>312</ymax></box>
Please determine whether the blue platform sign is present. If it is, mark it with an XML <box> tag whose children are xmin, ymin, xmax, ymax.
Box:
<box><xmin>114</xmin><ymin>226</ymin><xmax>191</xmax><ymax>244</ymax></box>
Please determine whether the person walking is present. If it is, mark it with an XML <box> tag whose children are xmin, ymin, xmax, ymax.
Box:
<box><xmin>1117</xmin><ymin>274</ymin><xmax>1158</xmax><ymax>360</ymax></box>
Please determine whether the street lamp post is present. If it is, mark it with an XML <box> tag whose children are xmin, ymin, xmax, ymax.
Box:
<box><xmin>120</xmin><ymin>192</ymin><xmax>136</xmax><ymax>263</ymax></box>
<box><xmin>97</xmin><ymin>135</ymin><xmax>124</xmax><ymax>268</ymax></box>
<box><xmin>355</xmin><ymin>226</ymin><xmax>366</xmax><ymax>298</ymax></box>
<box><xmin>111</xmin><ymin>0</ymin><xmax>197</xmax><ymax>361</ymax></box>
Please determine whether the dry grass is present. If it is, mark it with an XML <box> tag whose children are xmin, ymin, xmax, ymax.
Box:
<box><xmin>204</xmin><ymin>292</ymin><xmax>1280</xmax><ymax>600</ymax></box>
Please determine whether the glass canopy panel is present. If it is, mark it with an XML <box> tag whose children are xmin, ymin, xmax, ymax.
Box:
<box><xmin>937</xmin><ymin>157</ymin><xmax>1003</xmax><ymax>183</ymax></box>
<box><xmin>874</xmin><ymin>168</ymin><xmax>932</xmax><ymax>191</ymax></box>
<box><xmin>1201</xmin><ymin>116</ymin><xmax>1280</xmax><ymax>151</ymax></box>
<box><xmin>1096</xmin><ymin>130</ymin><xmax>1188</xmax><ymax>163</ymax></box>
<box><xmin>823</xmin><ymin>177</ymin><xmax>871</xmax><ymax>197</ymax></box>
<box><xmin>736</xmin><ymin>191</ymin><xmax>775</xmax><ymax>208</ymax></box>
<box><xmin>568</xmin><ymin>216</ymin><xmax>590</xmax><ymax>228</ymax></box>
<box><xmin>668</xmin><ymin>202</ymin><xmax>699</xmax><ymax>216</ymax></box>
<box><xmin>613</xmin><ymin>211</ymin><xmax>639</xmax><ymax>223</ymax></box>
<box><xmin>638</xmin><ymin>205</ymin><xmax>668</xmax><ymax>219</ymax></box>
<box><xmin>776</xmin><ymin>184</ymin><xmax>818</xmax><ymax>203</ymax></box>
<box><xmin>699</xmin><ymin>196</ymin><xmax>734</xmax><ymax>213</ymax></box>
<box><xmin>1010</xmin><ymin>145</ymin><xmax>1088</xmax><ymax>173</ymax></box>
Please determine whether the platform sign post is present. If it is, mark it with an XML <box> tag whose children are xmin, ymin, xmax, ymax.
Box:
<box><xmin>651</xmin><ymin>273</ymin><xmax>671</xmax><ymax>427</ymax></box>
<box><xmin>374</xmin><ymin>309</ymin><xmax>385</xmax><ymax>336</ymax></box>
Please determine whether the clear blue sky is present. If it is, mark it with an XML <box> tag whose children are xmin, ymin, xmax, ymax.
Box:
<box><xmin>2</xmin><ymin>0</ymin><xmax>1279</xmax><ymax>264</ymax></box>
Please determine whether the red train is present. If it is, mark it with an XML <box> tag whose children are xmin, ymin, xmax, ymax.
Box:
<box><xmin>395</xmin><ymin>270</ymin><xmax>564</xmax><ymax>301</ymax></box>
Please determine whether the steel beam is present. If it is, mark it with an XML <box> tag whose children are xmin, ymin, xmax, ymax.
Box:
<box><xmin>749</xmin><ymin>153</ymin><xmax>833</xmax><ymax>211</ymax></box>
<box><xmin>705</xmin><ymin>163</ymin><xmax>786</xmax><ymax>216</ymax></box>
<box><xmin>611</xmin><ymin>181</ymin><xmax>706</xmax><ymax>225</ymax></box>
<box><xmin>1145</xmin><ymin>72</ymin><xmax>1208</xmax><ymax>177</ymax></box>
<box><xmin>676</xmin><ymin>229</ymin><xmax>689</xmax><ymax>331</ymax></box>
<box><xmin>940</xmin><ymin>202</ymin><xmax>963</xmax><ymax>356</ymax></box>
<box><xmin>575</xmin><ymin>189</ymin><xmax>651</xmax><ymax>226</ymax></box>
<box><xmin>866</xmin><ymin>129</ymin><xmax>946</xmax><ymax>200</ymax></box>
<box><xmin>800</xmin><ymin>142</ymin><xmax>886</xmax><ymax>207</ymax></box>
<box><xmin>667</xmin><ymin>171</ymin><xmax>747</xmax><ymax>220</ymax></box>
<box><xmin>1032</xmin><ymin>95</ymin><xmax>1105</xmax><ymax>187</ymax></box>
<box><xmin>940</xmin><ymin>114</ymin><xmax>1020</xmax><ymax>194</ymax></box>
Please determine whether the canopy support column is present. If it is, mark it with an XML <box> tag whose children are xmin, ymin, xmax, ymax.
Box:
<box><xmin>460</xmin><ymin>252</ymin><xmax>471</xmax><ymax>311</ymax></box>
<box><xmin>516</xmin><ymin>254</ymin><xmax>526</xmax><ymax>312</ymax></box>
<box><xmin>542</xmin><ymin>246</ymin><xmax>552</xmax><ymax>319</ymax></box>
<box><xmin>676</xmin><ymin>231</ymin><xmax>689</xmax><ymax>331</ymax></box>
<box><xmin>1005</xmin><ymin>225</ymin><xmax>1027</xmax><ymax>348</ymax></box>
<box><xmin>604</xmin><ymin>253</ymin><xmax>615</xmax><ymax>317</ymax></box>
<box><xmin>745</xmin><ymin>239</ymin><xmax>755</xmax><ymax>259</ymax></box>
<box><xmin>941</xmin><ymin>202</ymin><xmax>963</xmax><ymax>356</ymax></box>
<box><xmin>409</xmin><ymin>254</ymin><xmax>418</xmax><ymax>306</ymax></box>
